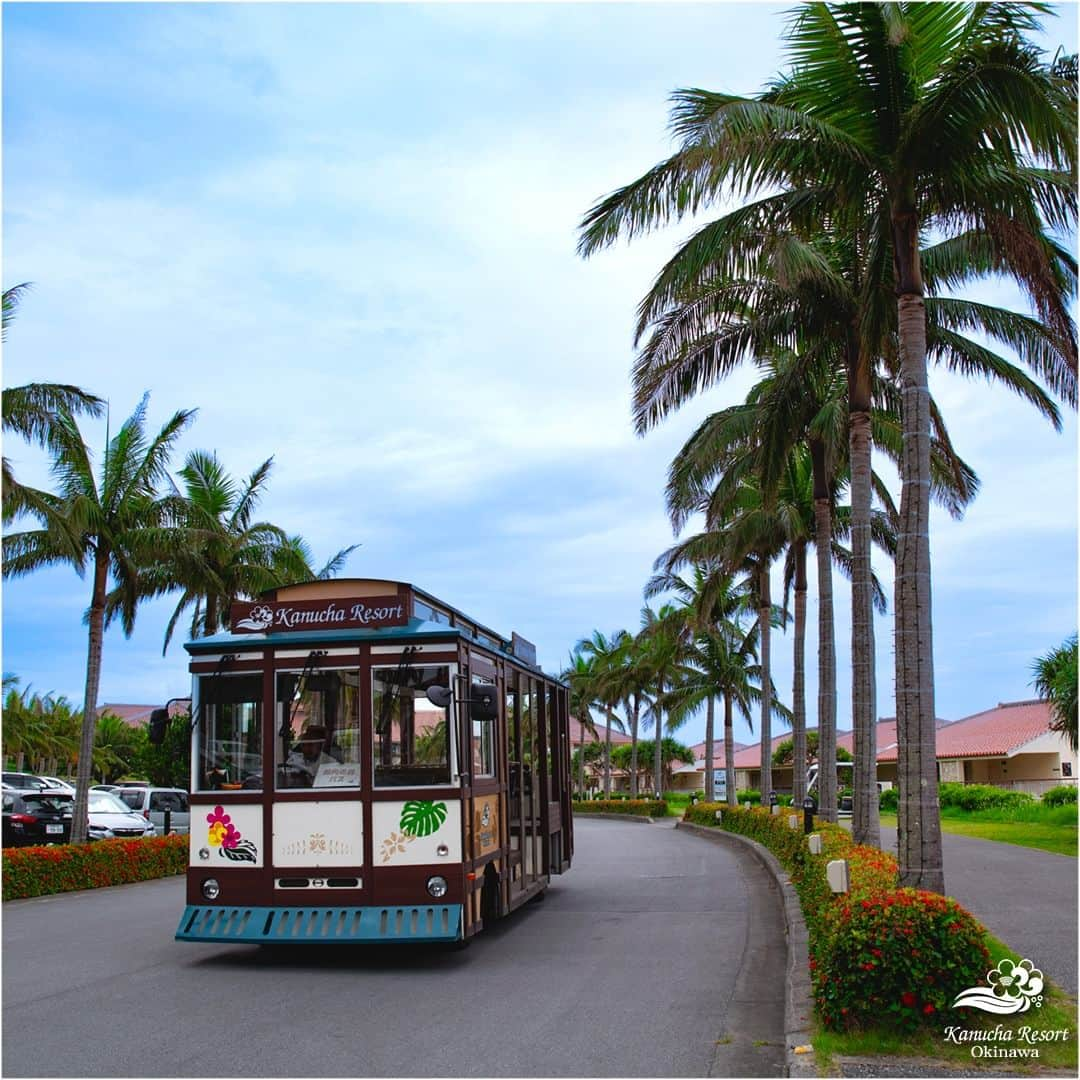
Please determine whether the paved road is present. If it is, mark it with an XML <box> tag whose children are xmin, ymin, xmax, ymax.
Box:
<box><xmin>870</xmin><ymin>820</ymin><xmax>1078</xmax><ymax>995</ymax></box>
<box><xmin>2</xmin><ymin>818</ymin><xmax>786</xmax><ymax>1077</ymax></box>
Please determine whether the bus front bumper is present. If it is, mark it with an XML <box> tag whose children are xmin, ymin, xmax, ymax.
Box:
<box><xmin>175</xmin><ymin>903</ymin><xmax>463</xmax><ymax>944</ymax></box>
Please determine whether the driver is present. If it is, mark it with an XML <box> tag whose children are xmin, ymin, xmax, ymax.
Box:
<box><xmin>283</xmin><ymin>724</ymin><xmax>336</xmax><ymax>787</ymax></box>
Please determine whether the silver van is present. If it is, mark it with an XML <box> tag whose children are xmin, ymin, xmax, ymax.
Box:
<box><xmin>114</xmin><ymin>787</ymin><xmax>190</xmax><ymax>835</ymax></box>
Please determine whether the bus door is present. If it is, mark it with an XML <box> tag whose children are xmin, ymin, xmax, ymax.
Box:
<box><xmin>505</xmin><ymin>675</ymin><xmax>526</xmax><ymax>904</ymax></box>
<box><xmin>463</xmin><ymin>655</ymin><xmax>499</xmax><ymax>930</ymax></box>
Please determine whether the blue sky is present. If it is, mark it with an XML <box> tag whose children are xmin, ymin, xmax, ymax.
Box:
<box><xmin>3</xmin><ymin>2</ymin><xmax>1076</xmax><ymax>748</ymax></box>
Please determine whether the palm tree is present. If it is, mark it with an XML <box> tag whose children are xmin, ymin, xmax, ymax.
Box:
<box><xmin>645</xmin><ymin>563</ymin><xmax>756</xmax><ymax>801</ymax></box>
<box><xmin>137</xmin><ymin>451</ymin><xmax>359</xmax><ymax>651</ymax></box>
<box><xmin>2</xmin><ymin>394</ymin><xmax>195</xmax><ymax>841</ymax></box>
<box><xmin>628</xmin><ymin>223</ymin><xmax>1062</xmax><ymax>839</ymax></box>
<box><xmin>1032</xmin><ymin>635</ymin><xmax>1078</xmax><ymax>753</ymax></box>
<box><xmin>599</xmin><ymin>630</ymin><xmax>652</xmax><ymax>797</ymax></box>
<box><xmin>636</xmin><ymin>604</ymin><xmax>689</xmax><ymax>799</ymax></box>
<box><xmin>561</xmin><ymin>651</ymin><xmax>600</xmax><ymax>796</ymax></box>
<box><xmin>580</xmin><ymin>3</ymin><xmax>1076</xmax><ymax>891</ymax></box>
<box><xmin>576</xmin><ymin>630</ymin><xmax>628</xmax><ymax>796</ymax></box>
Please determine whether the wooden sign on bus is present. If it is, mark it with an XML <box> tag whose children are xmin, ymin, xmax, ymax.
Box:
<box><xmin>229</xmin><ymin>596</ymin><xmax>409</xmax><ymax>634</ymax></box>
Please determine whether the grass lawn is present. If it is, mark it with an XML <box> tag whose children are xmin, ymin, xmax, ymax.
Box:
<box><xmin>813</xmin><ymin>933</ymin><xmax>1078</xmax><ymax>1075</ymax></box>
<box><xmin>878</xmin><ymin>810</ymin><xmax>1077</xmax><ymax>857</ymax></box>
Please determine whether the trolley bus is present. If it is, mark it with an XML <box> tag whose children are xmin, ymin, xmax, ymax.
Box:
<box><xmin>163</xmin><ymin>578</ymin><xmax>573</xmax><ymax>946</ymax></box>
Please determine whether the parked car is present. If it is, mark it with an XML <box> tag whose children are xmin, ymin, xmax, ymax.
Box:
<box><xmin>114</xmin><ymin>786</ymin><xmax>190</xmax><ymax>835</ymax></box>
<box><xmin>87</xmin><ymin>790</ymin><xmax>157</xmax><ymax>840</ymax></box>
<box><xmin>2</xmin><ymin>772</ymin><xmax>51</xmax><ymax>792</ymax></box>
<box><xmin>1</xmin><ymin>790</ymin><xmax>73</xmax><ymax>846</ymax></box>
<box><xmin>38</xmin><ymin>776</ymin><xmax>76</xmax><ymax>794</ymax></box>
<box><xmin>90</xmin><ymin>784</ymin><xmax>121</xmax><ymax>793</ymax></box>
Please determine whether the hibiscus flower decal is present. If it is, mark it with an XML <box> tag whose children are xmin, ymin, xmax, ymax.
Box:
<box><xmin>206</xmin><ymin>805</ymin><xmax>257</xmax><ymax>863</ymax></box>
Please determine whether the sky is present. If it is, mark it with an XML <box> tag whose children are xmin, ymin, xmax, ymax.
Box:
<box><xmin>2</xmin><ymin>2</ymin><xmax>1077</xmax><ymax>749</ymax></box>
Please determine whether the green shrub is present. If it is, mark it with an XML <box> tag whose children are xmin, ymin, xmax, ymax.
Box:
<box><xmin>737</xmin><ymin>789</ymin><xmax>761</xmax><ymax>805</ymax></box>
<box><xmin>879</xmin><ymin>787</ymin><xmax>899</xmax><ymax>812</ymax></box>
<box><xmin>1042</xmin><ymin>785</ymin><xmax>1078</xmax><ymax>807</ymax></box>
<box><xmin>572</xmin><ymin>799</ymin><xmax>667</xmax><ymax>818</ymax></box>
<box><xmin>938</xmin><ymin>782</ymin><xmax>1033</xmax><ymax>811</ymax></box>
<box><xmin>683</xmin><ymin>802</ymin><xmax>990</xmax><ymax>1033</ymax></box>
<box><xmin>3</xmin><ymin>835</ymin><xmax>188</xmax><ymax>900</ymax></box>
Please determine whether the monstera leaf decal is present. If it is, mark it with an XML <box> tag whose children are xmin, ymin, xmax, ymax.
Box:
<box><xmin>399</xmin><ymin>800</ymin><xmax>447</xmax><ymax>838</ymax></box>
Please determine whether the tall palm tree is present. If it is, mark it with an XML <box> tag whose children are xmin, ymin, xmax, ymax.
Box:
<box><xmin>575</xmin><ymin>631</ymin><xmax>628</xmax><ymax>796</ymax></box>
<box><xmin>133</xmin><ymin>451</ymin><xmax>358</xmax><ymax>651</ymax></box>
<box><xmin>628</xmin><ymin>223</ymin><xmax>1062</xmax><ymax>839</ymax></box>
<box><xmin>645</xmin><ymin>563</ymin><xmax>756</xmax><ymax>801</ymax></box>
<box><xmin>601</xmin><ymin>630</ymin><xmax>652</xmax><ymax>797</ymax></box>
<box><xmin>561</xmin><ymin>651</ymin><xmax>600</xmax><ymax>796</ymax></box>
<box><xmin>636</xmin><ymin>604</ymin><xmax>689</xmax><ymax>799</ymax></box>
<box><xmin>2</xmin><ymin>394</ymin><xmax>195</xmax><ymax>841</ymax></box>
<box><xmin>580</xmin><ymin>2</ymin><xmax>1076</xmax><ymax>891</ymax></box>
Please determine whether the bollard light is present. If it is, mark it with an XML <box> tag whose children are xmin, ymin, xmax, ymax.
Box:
<box><xmin>826</xmin><ymin>859</ymin><xmax>850</xmax><ymax>894</ymax></box>
<box><xmin>802</xmin><ymin>796</ymin><xmax>815</xmax><ymax>835</ymax></box>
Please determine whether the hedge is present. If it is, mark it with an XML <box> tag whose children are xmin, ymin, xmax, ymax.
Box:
<box><xmin>572</xmin><ymin>799</ymin><xmax>668</xmax><ymax>818</ymax></box>
<box><xmin>938</xmin><ymin>782</ymin><xmax>1033</xmax><ymax>811</ymax></box>
<box><xmin>3</xmin><ymin>835</ymin><xmax>188</xmax><ymax>900</ymax></box>
<box><xmin>1042</xmin><ymin>785</ymin><xmax>1078</xmax><ymax>807</ymax></box>
<box><xmin>684</xmin><ymin>802</ymin><xmax>989</xmax><ymax>1032</ymax></box>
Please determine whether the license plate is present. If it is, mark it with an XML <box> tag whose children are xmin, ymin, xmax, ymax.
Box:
<box><xmin>45</xmin><ymin>824</ymin><xmax>64</xmax><ymax>835</ymax></box>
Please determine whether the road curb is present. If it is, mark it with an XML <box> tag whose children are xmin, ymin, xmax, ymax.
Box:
<box><xmin>573</xmin><ymin>812</ymin><xmax>656</xmax><ymax>823</ymax></box>
<box><xmin>676</xmin><ymin>820</ymin><xmax>816</xmax><ymax>1078</ymax></box>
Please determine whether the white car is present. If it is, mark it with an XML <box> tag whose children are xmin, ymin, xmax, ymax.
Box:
<box><xmin>85</xmin><ymin>790</ymin><xmax>157</xmax><ymax>840</ymax></box>
<box><xmin>39</xmin><ymin>776</ymin><xmax>76</xmax><ymax>794</ymax></box>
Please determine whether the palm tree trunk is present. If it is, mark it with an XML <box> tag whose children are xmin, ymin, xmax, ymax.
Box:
<box><xmin>849</xmin><ymin>402</ymin><xmax>879</xmax><ymax>845</ymax></box>
<box><xmin>792</xmin><ymin>541</ymin><xmax>808</xmax><ymax>807</ymax></box>
<box><xmin>603</xmin><ymin>705</ymin><xmax>613</xmax><ymax>797</ymax></box>
<box><xmin>629</xmin><ymin>694</ymin><xmax>640</xmax><ymax>797</ymax></box>
<box><xmin>758</xmin><ymin>563</ymin><xmax>773</xmax><ymax>802</ymax></box>
<box><xmin>724</xmin><ymin>694</ymin><xmax>737</xmax><ymax>808</ymax></box>
<box><xmin>203</xmin><ymin>593</ymin><xmax>218</xmax><ymax>637</ymax></box>
<box><xmin>653</xmin><ymin>701</ymin><xmax>663</xmax><ymax>800</ymax></box>
<box><xmin>577</xmin><ymin>722</ymin><xmax>586</xmax><ymax>797</ymax></box>
<box><xmin>704</xmin><ymin>695</ymin><xmax>715</xmax><ymax>801</ymax></box>
<box><xmin>894</xmin><ymin>219</ymin><xmax>944</xmax><ymax>893</ymax></box>
<box><xmin>811</xmin><ymin>436</ymin><xmax>838</xmax><ymax>824</ymax></box>
<box><xmin>73</xmin><ymin>551</ymin><xmax>109</xmax><ymax>845</ymax></box>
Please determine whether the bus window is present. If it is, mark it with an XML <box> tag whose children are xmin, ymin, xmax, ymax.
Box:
<box><xmin>372</xmin><ymin>664</ymin><xmax>452</xmax><ymax>787</ymax></box>
<box><xmin>471</xmin><ymin>675</ymin><xmax>495</xmax><ymax>778</ymax></box>
<box><xmin>196</xmin><ymin>674</ymin><xmax>263</xmax><ymax>791</ymax></box>
<box><xmin>275</xmin><ymin>669</ymin><xmax>362</xmax><ymax>789</ymax></box>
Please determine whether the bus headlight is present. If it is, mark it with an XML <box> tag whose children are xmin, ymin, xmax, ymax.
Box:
<box><xmin>426</xmin><ymin>875</ymin><xmax>448</xmax><ymax>899</ymax></box>
<box><xmin>202</xmin><ymin>878</ymin><xmax>221</xmax><ymax>900</ymax></box>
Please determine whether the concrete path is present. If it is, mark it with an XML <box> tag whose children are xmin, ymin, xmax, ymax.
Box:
<box><xmin>870</xmin><ymin>820</ymin><xmax>1078</xmax><ymax>995</ymax></box>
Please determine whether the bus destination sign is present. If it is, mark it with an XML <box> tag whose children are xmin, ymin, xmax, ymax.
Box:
<box><xmin>230</xmin><ymin>597</ymin><xmax>409</xmax><ymax>634</ymax></box>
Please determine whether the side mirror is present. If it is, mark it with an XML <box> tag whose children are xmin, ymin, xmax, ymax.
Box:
<box><xmin>469</xmin><ymin>686</ymin><xmax>498</xmax><ymax>722</ymax></box>
<box><xmin>148</xmin><ymin>708</ymin><xmax>169</xmax><ymax>746</ymax></box>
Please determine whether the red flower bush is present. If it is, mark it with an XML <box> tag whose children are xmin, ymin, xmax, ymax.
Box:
<box><xmin>2</xmin><ymin>835</ymin><xmax>188</xmax><ymax>900</ymax></box>
<box><xmin>684</xmin><ymin>803</ymin><xmax>990</xmax><ymax>1032</ymax></box>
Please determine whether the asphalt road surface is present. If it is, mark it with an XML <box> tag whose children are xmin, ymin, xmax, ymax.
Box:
<box><xmin>2</xmin><ymin>818</ymin><xmax>786</xmax><ymax>1077</ymax></box>
<box><xmin>869</xmin><ymin>820</ymin><xmax>1078</xmax><ymax>995</ymax></box>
